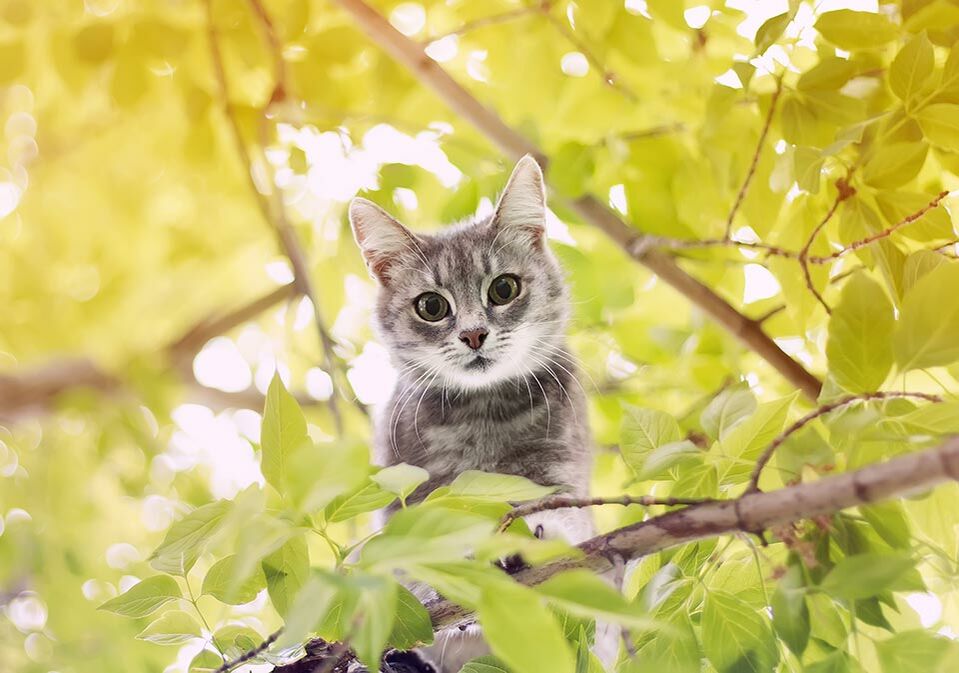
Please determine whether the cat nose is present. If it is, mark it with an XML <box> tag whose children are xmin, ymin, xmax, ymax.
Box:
<box><xmin>458</xmin><ymin>328</ymin><xmax>488</xmax><ymax>350</ymax></box>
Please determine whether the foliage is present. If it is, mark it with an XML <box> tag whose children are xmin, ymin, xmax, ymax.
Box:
<box><xmin>2</xmin><ymin>1</ymin><xmax>959</xmax><ymax>673</ymax></box>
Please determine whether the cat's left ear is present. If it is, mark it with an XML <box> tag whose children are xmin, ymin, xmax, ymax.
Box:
<box><xmin>491</xmin><ymin>155</ymin><xmax>547</xmax><ymax>246</ymax></box>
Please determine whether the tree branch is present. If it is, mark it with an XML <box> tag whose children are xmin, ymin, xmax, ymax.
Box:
<box><xmin>214</xmin><ymin>628</ymin><xmax>283</xmax><ymax>673</ymax></box>
<box><xmin>0</xmin><ymin>284</ymin><xmax>300</xmax><ymax>420</ymax></box>
<box><xmin>424</xmin><ymin>437</ymin><xmax>959</xmax><ymax>631</ymax></box>
<box><xmin>328</xmin><ymin>0</ymin><xmax>824</xmax><ymax>401</ymax></box>
<box><xmin>204</xmin><ymin>0</ymin><xmax>358</xmax><ymax>433</ymax></box>
<box><xmin>498</xmin><ymin>494</ymin><xmax>714</xmax><ymax>532</ymax></box>
<box><xmin>724</xmin><ymin>77</ymin><xmax>782</xmax><ymax>240</ymax></box>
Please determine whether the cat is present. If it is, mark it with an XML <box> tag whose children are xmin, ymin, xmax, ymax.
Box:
<box><xmin>349</xmin><ymin>156</ymin><xmax>599</xmax><ymax>672</ymax></box>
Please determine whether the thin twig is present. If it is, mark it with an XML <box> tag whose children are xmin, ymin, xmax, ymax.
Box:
<box><xmin>808</xmin><ymin>190</ymin><xmax>951</xmax><ymax>264</ymax></box>
<box><xmin>498</xmin><ymin>494</ymin><xmax>715</xmax><ymax>532</ymax></box>
<box><xmin>213</xmin><ymin>628</ymin><xmax>282</xmax><ymax>673</ymax></box>
<box><xmin>541</xmin><ymin>11</ymin><xmax>637</xmax><ymax>101</ymax></box>
<box><xmin>725</xmin><ymin>77</ymin><xmax>783</xmax><ymax>240</ymax></box>
<box><xmin>797</xmin><ymin>178</ymin><xmax>856</xmax><ymax>314</ymax></box>
<box><xmin>205</xmin><ymin>0</ymin><xmax>353</xmax><ymax>433</ymax></box>
<box><xmin>423</xmin><ymin>6</ymin><xmax>538</xmax><ymax>43</ymax></box>
<box><xmin>747</xmin><ymin>391</ymin><xmax>943</xmax><ymax>493</ymax></box>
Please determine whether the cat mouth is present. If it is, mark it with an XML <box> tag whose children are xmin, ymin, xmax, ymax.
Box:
<box><xmin>464</xmin><ymin>355</ymin><xmax>491</xmax><ymax>369</ymax></box>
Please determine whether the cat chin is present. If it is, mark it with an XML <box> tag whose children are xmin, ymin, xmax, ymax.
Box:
<box><xmin>444</xmin><ymin>359</ymin><xmax>525</xmax><ymax>391</ymax></box>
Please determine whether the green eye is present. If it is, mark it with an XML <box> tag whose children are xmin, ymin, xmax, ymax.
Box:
<box><xmin>414</xmin><ymin>292</ymin><xmax>449</xmax><ymax>321</ymax></box>
<box><xmin>489</xmin><ymin>274</ymin><xmax>520</xmax><ymax>305</ymax></box>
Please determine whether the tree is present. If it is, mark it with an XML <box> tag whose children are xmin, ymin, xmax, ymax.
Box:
<box><xmin>2</xmin><ymin>1</ymin><xmax>959</xmax><ymax>672</ymax></box>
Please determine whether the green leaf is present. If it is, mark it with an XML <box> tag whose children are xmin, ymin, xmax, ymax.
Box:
<box><xmin>324</xmin><ymin>481</ymin><xmax>397</xmax><ymax>523</ymax></box>
<box><xmin>459</xmin><ymin>656</ymin><xmax>511</xmax><ymax>673</ymax></box>
<box><xmin>372</xmin><ymin>463</ymin><xmax>429</xmax><ymax>503</ymax></box>
<box><xmin>535</xmin><ymin>569</ymin><xmax>658</xmax><ymax>629</ymax></box>
<box><xmin>350</xmin><ymin>574</ymin><xmax>398</xmax><ymax>670</ymax></box>
<box><xmin>261</xmin><ymin>373</ymin><xmax>309</xmax><ymax>495</ymax></box>
<box><xmin>361</xmin><ymin>508</ymin><xmax>496</xmax><ymax>569</ymax></box>
<box><xmin>150</xmin><ymin>500</ymin><xmax>231</xmax><ymax>575</ymax></box>
<box><xmin>916</xmin><ymin>104</ymin><xmax>959</xmax><ymax>152</ymax></box>
<box><xmin>478</xmin><ymin>582</ymin><xmax>575</xmax><ymax>673</ymax></box>
<box><xmin>189</xmin><ymin>650</ymin><xmax>223</xmax><ymax>673</ymax></box>
<box><xmin>754</xmin><ymin>12</ymin><xmax>790</xmax><ymax>54</ymax></box>
<box><xmin>771</xmin><ymin>566</ymin><xmax>809</xmax><ymax>657</ymax></box>
<box><xmin>548</xmin><ymin>143</ymin><xmax>594</xmax><ymax>198</ymax></box>
<box><xmin>892</xmin><ymin>401</ymin><xmax>959</xmax><ymax>434</ymax></box>
<box><xmin>136</xmin><ymin>609</ymin><xmax>202</xmax><ymax>645</ymax></box>
<box><xmin>201</xmin><ymin>555</ymin><xmax>266</xmax><ymax>605</ymax></box>
<box><xmin>278</xmin><ymin>572</ymin><xmax>340</xmax><ymax>648</ymax></box>
<box><xmin>700</xmin><ymin>383</ymin><xmax>757</xmax><ymax>440</ymax></box>
<box><xmin>815</xmin><ymin>10</ymin><xmax>898</xmax><ymax>50</ymax></box>
<box><xmin>819</xmin><ymin>552</ymin><xmax>916</xmax><ymax>600</ymax></box>
<box><xmin>620</xmin><ymin>406</ymin><xmax>682</xmax><ymax>479</ymax></box>
<box><xmin>890</xmin><ymin>33</ymin><xmax>934</xmax><ymax>103</ymax></box>
<box><xmin>894</xmin><ymin>260</ymin><xmax>959</xmax><ymax>369</ymax></box>
<box><xmin>98</xmin><ymin>575</ymin><xmax>181</xmax><ymax>618</ymax></box>
<box><xmin>862</xmin><ymin>142</ymin><xmax>928</xmax><ymax>188</ymax></box>
<box><xmin>876</xmin><ymin>630</ymin><xmax>959</xmax><ymax>673</ymax></box>
<box><xmin>261</xmin><ymin>533</ymin><xmax>309</xmax><ymax>616</ymax></box>
<box><xmin>702</xmin><ymin>590</ymin><xmax>778</xmax><ymax>673</ymax></box>
<box><xmin>212</xmin><ymin>624</ymin><xmax>263</xmax><ymax>660</ymax></box>
<box><xmin>447</xmin><ymin>470</ymin><xmax>556</xmax><ymax>502</ymax></box>
<box><xmin>286</xmin><ymin>440</ymin><xmax>371</xmax><ymax>512</ymax></box>
<box><xmin>826</xmin><ymin>274</ymin><xmax>894</xmax><ymax>392</ymax></box>
<box><xmin>861</xmin><ymin>501</ymin><xmax>912</xmax><ymax>549</ymax></box>
<box><xmin>389</xmin><ymin>584</ymin><xmax>435</xmax><ymax>650</ymax></box>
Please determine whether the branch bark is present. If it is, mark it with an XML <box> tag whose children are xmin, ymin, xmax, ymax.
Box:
<box><xmin>330</xmin><ymin>0</ymin><xmax>823</xmax><ymax>401</ymax></box>
<box><xmin>425</xmin><ymin>437</ymin><xmax>959</xmax><ymax>631</ymax></box>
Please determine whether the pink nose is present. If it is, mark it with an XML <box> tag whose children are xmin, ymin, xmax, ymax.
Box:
<box><xmin>459</xmin><ymin>328</ymin><xmax>488</xmax><ymax>350</ymax></box>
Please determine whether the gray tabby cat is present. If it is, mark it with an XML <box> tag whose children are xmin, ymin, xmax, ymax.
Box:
<box><xmin>349</xmin><ymin>156</ymin><xmax>597</xmax><ymax>672</ymax></box>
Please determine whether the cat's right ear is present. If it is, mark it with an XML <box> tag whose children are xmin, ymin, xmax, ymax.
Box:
<box><xmin>349</xmin><ymin>198</ymin><xmax>420</xmax><ymax>285</ymax></box>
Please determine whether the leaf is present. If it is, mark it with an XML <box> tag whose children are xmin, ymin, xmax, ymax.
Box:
<box><xmin>459</xmin><ymin>656</ymin><xmax>511</xmax><ymax>673</ymax></box>
<box><xmin>286</xmin><ymin>440</ymin><xmax>371</xmax><ymax>513</ymax></box>
<box><xmin>826</xmin><ymin>274</ymin><xmax>894</xmax><ymax>392</ymax></box>
<box><xmin>447</xmin><ymin>471</ymin><xmax>556</xmax><ymax>502</ymax></box>
<box><xmin>549</xmin><ymin>142</ymin><xmax>594</xmax><ymax>198</ymax></box>
<box><xmin>261</xmin><ymin>533</ymin><xmax>309</xmax><ymax>616</ymax></box>
<box><xmin>893</xmin><ymin>401</ymin><xmax>959</xmax><ymax>434</ymax></box>
<box><xmin>620</xmin><ymin>406</ymin><xmax>682</xmax><ymax>479</ymax></box>
<box><xmin>189</xmin><ymin>650</ymin><xmax>223</xmax><ymax>673</ymax></box>
<box><xmin>535</xmin><ymin>570</ymin><xmax>658</xmax><ymax>629</ymax></box>
<box><xmin>98</xmin><ymin>575</ymin><xmax>182</xmax><ymax>618</ymax></box>
<box><xmin>136</xmin><ymin>610</ymin><xmax>202</xmax><ymax>645</ymax></box>
<box><xmin>771</xmin><ymin>566</ymin><xmax>809</xmax><ymax>657</ymax></box>
<box><xmin>860</xmin><ymin>501</ymin><xmax>912</xmax><ymax>549</ymax></box>
<box><xmin>360</xmin><ymin>508</ymin><xmax>495</xmax><ymax>569</ymax></box>
<box><xmin>894</xmin><ymin>260</ymin><xmax>959</xmax><ymax>369</ymax></box>
<box><xmin>815</xmin><ymin>10</ymin><xmax>898</xmax><ymax>50</ymax></box>
<box><xmin>477</xmin><ymin>582</ymin><xmax>575</xmax><ymax>673</ymax></box>
<box><xmin>862</xmin><ymin>142</ymin><xmax>928</xmax><ymax>188</ymax></box>
<box><xmin>876</xmin><ymin>630</ymin><xmax>959</xmax><ymax>673</ymax></box>
<box><xmin>389</xmin><ymin>584</ymin><xmax>435</xmax><ymax>650</ymax></box>
<box><xmin>916</xmin><ymin>104</ymin><xmax>959</xmax><ymax>152</ymax></box>
<box><xmin>324</xmin><ymin>481</ymin><xmax>396</xmax><ymax>523</ymax></box>
<box><xmin>890</xmin><ymin>33</ymin><xmax>934</xmax><ymax>103</ymax></box>
<box><xmin>701</xmin><ymin>591</ymin><xmax>779</xmax><ymax>673</ymax></box>
<box><xmin>819</xmin><ymin>552</ymin><xmax>916</xmax><ymax>600</ymax></box>
<box><xmin>700</xmin><ymin>383</ymin><xmax>757</xmax><ymax>440</ymax></box>
<box><xmin>350</xmin><ymin>574</ymin><xmax>398</xmax><ymax>670</ymax></box>
<box><xmin>150</xmin><ymin>500</ymin><xmax>231</xmax><ymax>575</ymax></box>
<box><xmin>261</xmin><ymin>373</ymin><xmax>309</xmax><ymax>495</ymax></box>
<box><xmin>755</xmin><ymin>12</ymin><xmax>790</xmax><ymax>54</ymax></box>
<box><xmin>371</xmin><ymin>463</ymin><xmax>429</xmax><ymax>503</ymax></box>
<box><xmin>201</xmin><ymin>555</ymin><xmax>266</xmax><ymax>605</ymax></box>
<box><xmin>213</xmin><ymin>625</ymin><xmax>263</xmax><ymax>660</ymax></box>
<box><xmin>278</xmin><ymin>572</ymin><xmax>340</xmax><ymax>648</ymax></box>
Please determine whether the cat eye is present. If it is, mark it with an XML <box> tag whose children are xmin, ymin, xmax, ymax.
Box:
<box><xmin>488</xmin><ymin>274</ymin><xmax>520</xmax><ymax>305</ymax></box>
<box><xmin>414</xmin><ymin>292</ymin><xmax>450</xmax><ymax>321</ymax></box>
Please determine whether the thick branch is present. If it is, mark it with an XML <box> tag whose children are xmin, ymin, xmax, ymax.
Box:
<box><xmin>0</xmin><ymin>284</ymin><xmax>298</xmax><ymax>420</ymax></box>
<box><xmin>329</xmin><ymin>0</ymin><xmax>823</xmax><ymax>400</ymax></box>
<box><xmin>426</xmin><ymin>437</ymin><xmax>959</xmax><ymax>631</ymax></box>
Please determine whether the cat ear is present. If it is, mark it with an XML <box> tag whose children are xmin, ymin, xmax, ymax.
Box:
<box><xmin>349</xmin><ymin>198</ymin><xmax>421</xmax><ymax>284</ymax></box>
<box><xmin>492</xmin><ymin>154</ymin><xmax>547</xmax><ymax>245</ymax></box>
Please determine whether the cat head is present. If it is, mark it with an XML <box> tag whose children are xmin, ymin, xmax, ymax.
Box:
<box><xmin>349</xmin><ymin>155</ymin><xmax>569</xmax><ymax>390</ymax></box>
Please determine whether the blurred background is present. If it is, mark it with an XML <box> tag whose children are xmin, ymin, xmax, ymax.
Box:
<box><xmin>2</xmin><ymin>0</ymin><xmax>958</xmax><ymax>671</ymax></box>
